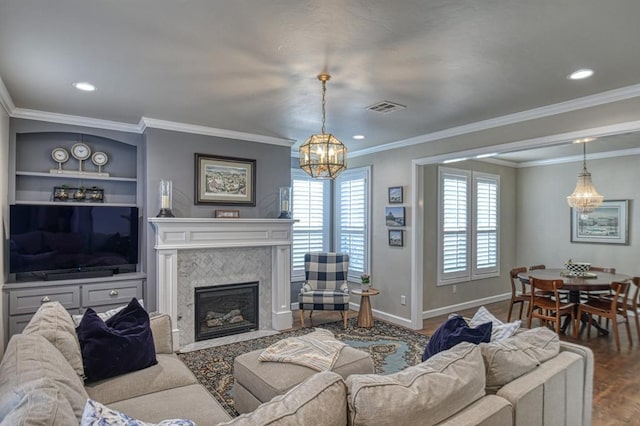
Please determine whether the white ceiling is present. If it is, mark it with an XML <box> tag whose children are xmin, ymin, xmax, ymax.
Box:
<box><xmin>2</xmin><ymin>0</ymin><xmax>640</xmax><ymax>155</ymax></box>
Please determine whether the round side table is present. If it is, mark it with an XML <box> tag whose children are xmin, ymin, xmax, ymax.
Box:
<box><xmin>351</xmin><ymin>288</ymin><xmax>380</xmax><ymax>328</ymax></box>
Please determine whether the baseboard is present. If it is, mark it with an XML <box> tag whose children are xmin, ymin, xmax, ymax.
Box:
<box><xmin>349</xmin><ymin>302</ymin><xmax>413</xmax><ymax>328</ymax></box>
<box><xmin>422</xmin><ymin>292</ymin><xmax>511</xmax><ymax>319</ymax></box>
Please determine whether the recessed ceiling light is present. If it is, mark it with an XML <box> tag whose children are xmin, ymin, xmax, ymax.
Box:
<box><xmin>567</xmin><ymin>69</ymin><xmax>594</xmax><ymax>80</ymax></box>
<box><xmin>72</xmin><ymin>81</ymin><xmax>96</xmax><ymax>92</ymax></box>
<box><xmin>476</xmin><ymin>153</ymin><xmax>498</xmax><ymax>159</ymax></box>
<box><xmin>572</xmin><ymin>137</ymin><xmax>596</xmax><ymax>144</ymax></box>
<box><xmin>353</xmin><ymin>135</ymin><xmax>365</xmax><ymax>140</ymax></box>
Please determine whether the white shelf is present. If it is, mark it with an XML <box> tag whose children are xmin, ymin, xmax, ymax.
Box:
<box><xmin>16</xmin><ymin>171</ymin><xmax>137</xmax><ymax>182</ymax></box>
<box><xmin>14</xmin><ymin>200</ymin><xmax>137</xmax><ymax>207</ymax></box>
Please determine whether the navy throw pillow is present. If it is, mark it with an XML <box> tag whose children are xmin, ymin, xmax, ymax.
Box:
<box><xmin>422</xmin><ymin>315</ymin><xmax>492</xmax><ymax>361</ymax></box>
<box><xmin>77</xmin><ymin>298</ymin><xmax>157</xmax><ymax>382</ymax></box>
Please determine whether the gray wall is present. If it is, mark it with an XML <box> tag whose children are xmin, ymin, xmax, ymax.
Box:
<box><xmin>144</xmin><ymin>128</ymin><xmax>292</xmax><ymax>311</ymax></box>
<box><xmin>0</xmin><ymin>106</ymin><xmax>9</xmax><ymax>356</ymax></box>
<box><xmin>423</xmin><ymin>160</ymin><xmax>517</xmax><ymax>310</ymax></box>
<box><xmin>516</xmin><ymin>154</ymin><xmax>640</xmax><ymax>275</ymax></box>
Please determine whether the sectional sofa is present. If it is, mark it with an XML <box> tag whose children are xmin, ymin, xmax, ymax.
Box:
<box><xmin>0</xmin><ymin>302</ymin><xmax>593</xmax><ymax>425</ymax></box>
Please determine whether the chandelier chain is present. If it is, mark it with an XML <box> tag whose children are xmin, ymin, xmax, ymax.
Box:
<box><xmin>321</xmin><ymin>79</ymin><xmax>326</xmax><ymax>135</ymax></box>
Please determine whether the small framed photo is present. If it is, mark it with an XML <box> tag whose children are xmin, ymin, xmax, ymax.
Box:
<box><xmin>388</xmin><ymin>186</ymin><xmax>403</xmax><ymax>204</ymax></box>
<box><xmin>570</xmin><ymin>199</ymin><xmax>629</xmax><ymax>245</ymax></box>
<box><xmin>385</xmin><ymin>206</ymin><xmax>405</xmax><ymax>226</ymax></box>
<box><xmin>389</xmin><ymin>230</ymin><xmax>403</xmax><ymax>247</ymax></box>
<box><xmin>195</xmin><ymin>153</ymin><xmax>256</xmax><ymax>206</ymax></box>
<box><xmin>214</xmin><ymin>209</ymin><xmax>240</xmax><ymax>218</ymax></box>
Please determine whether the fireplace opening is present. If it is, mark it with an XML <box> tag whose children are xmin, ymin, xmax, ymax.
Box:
<box><xmin>194</xmin><ymin>282</ymin><xmax>259</xmax><ymax>341</ymax></box>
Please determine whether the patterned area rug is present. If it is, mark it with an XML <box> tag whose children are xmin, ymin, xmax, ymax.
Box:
<box><xmin>177</xmin><ymin>318</ymin><xmax>430</xmax><ymax>417</ymax></box>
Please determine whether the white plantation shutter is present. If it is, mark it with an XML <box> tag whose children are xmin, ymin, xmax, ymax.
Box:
<box><xmin>473</xmin><ymin>173</ymin><xmax>499</xmax><ymax>276</ymax></box>
<box><xmin>335</xmin><ymin>167</ymin><xmax>370</xmax><ymax>280</ymax></box>
<box><xmin>438</xmin><ymin>167</ymin><xmax>499</xmax><ymax>285</ymax></box>
<box><xmin>291</xmin><ymin>170</ymin><xmax>330</xmax><ymax>280</ymax></box>
<box><xmin>438</xmin><ymin>168</ymin><xmax>470</xmax><ymax>282</ymax></box>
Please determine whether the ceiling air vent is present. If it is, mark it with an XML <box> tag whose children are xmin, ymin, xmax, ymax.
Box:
<box><xmin>366</xmin><ymin>101</ymin><xmax>406</xmax><ymax>114</ymax></box>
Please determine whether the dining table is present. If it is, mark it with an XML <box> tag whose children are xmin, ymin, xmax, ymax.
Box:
<box><xmin>517</xmin><ymin>268</ymin><xmax>631</xmax><ymax>335</ymax></box>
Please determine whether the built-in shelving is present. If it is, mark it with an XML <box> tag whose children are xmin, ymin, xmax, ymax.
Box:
<box><xmin>16</xmin><ymin>171</ymin><xmax>137</xmax><ymax>182</ymax></box>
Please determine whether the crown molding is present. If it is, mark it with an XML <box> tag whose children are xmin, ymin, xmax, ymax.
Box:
<box><xmin>141</xmin><ymin>117</ymin><xmax>295</xmax><ymax>147</ymax></box>
<box><xmin>0</xmin><ymin>75</ymin><xmax>16</xmax><ymax>115</ymax></box>
<box><xmin>11</xmin><ymin>108</ymin><xmax>143</xmax><ymax>133</ymax></box>
<box><xmin>350</xmin><ymin>83</ymin><xmax>640</xmax><ymax>158</ymax></box>
<box><xmin>414</xmin><ymin>119</ymin><xmax>640</xmax><ymax>166</ymax></box>
<box><xmin>516</xmin><ymin>147</ymin><xmax>640</xmax><ymax>168</ymax></box>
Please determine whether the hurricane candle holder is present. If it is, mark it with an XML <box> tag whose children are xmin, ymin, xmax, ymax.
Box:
<box><xmin>157</xmin><ymin>179</ymin><xmax>175</xmax><ymax>217</ymax></box>
<box><xmin>278</xmin><ymin>186</ymin><xmax>292</xmax><ymax>219</ymax></box>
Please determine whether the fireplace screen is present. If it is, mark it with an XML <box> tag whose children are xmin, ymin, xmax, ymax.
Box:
<box><xmin>194</xmin><ymin>282</ymin><xmax>259</xmax><ymax>341</ymax></box>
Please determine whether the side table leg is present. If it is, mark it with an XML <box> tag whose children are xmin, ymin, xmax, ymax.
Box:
<box><xmin>357</xmin><ymin>295</ymin><xmax>374</xmax><ymax>328</ymax></box>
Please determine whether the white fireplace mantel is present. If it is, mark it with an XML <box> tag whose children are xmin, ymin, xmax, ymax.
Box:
<box><xmin>149</xmin><ymin>218</ymin><xmax>295</xmax><ymax>349</ymax></box>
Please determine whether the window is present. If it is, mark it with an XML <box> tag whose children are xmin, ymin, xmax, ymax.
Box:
<box><xmin>291</xmin><ymin>169</ymin><xmax>330</xmax><ymax>281</ymax></box>
<box><xmin>335</xmin><ymin>167</ymin><xmax>370</xmax><ymax>281</ymax></box>
<box><xmin>438</xmin><ymin>167</ymin><xmax>499</xmax><ymax>285</ymax></box>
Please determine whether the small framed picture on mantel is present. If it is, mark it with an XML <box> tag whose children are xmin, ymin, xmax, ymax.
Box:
<box><xmin>214</xmin><ymin>210</ymin><xmax>240</xmax><ymax>218</ymax></box>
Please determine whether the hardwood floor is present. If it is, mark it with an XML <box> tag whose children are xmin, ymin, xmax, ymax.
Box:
<box><xmin>293</xmin><ymin>300</ymin><xmax>640</xmax><ymax>426</ymax></box>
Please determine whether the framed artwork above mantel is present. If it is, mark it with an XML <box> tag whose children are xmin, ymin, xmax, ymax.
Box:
<box><xmin>570</xmin><ymin>199</ymin><xmax>629</xmax><ymax>245</ymax></box>
<box><xmin>195</xmin><ymin>153</ymin><xmax>256</xmax><ymax>206</ymax></box>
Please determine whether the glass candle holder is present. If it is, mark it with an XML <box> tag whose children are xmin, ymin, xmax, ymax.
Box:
<box><xmin>157</xmin><ymin>179</ymin><xmax>175</xmax><ymax>217</ymax></box>
<box><xmin>278</xmin><ymin>186</ymin><xmax>292</xmax><ymax>219</ymax></box>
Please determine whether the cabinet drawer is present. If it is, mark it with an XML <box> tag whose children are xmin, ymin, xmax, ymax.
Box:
<box><xmin>9</xmin><ymin>286</ymin><xmax>80</xmax><ymax>315</ymax></box>
<box><xmin>82</xmin><ymin>280</ymin><xmax>143</xmax><ymax>308</ymax></box>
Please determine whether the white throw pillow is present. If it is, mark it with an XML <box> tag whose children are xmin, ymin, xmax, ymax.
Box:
<box><xmin>72</xmin><ymin>299</ymin><xmax>144</xmax><ymax>326</ymax></box>
<box><xmin>81</xmin><ymin>399</ymin><xmax>195</xmax><ymax>426</ymax></box>
<box><xmin>469</xmin><ymin>306</ymin><xmax>520</xmax><ymax>342</ymax></box>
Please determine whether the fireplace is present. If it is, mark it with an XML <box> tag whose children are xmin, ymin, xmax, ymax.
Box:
<box><xmin>194</xmin><ymin>282</ymin><xmax>259</xmax><ymax>341</ymax></box>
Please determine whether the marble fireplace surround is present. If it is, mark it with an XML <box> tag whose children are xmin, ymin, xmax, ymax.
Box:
<box><xmin>149</xmin><ymin>218</ymin><xmax>295</xmax><ymax>350</ymax></box>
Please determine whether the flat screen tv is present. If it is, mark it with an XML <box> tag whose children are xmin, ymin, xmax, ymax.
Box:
<box><xmin>9</xmin><ymin>204</ymin><xmax>139</xmax><ymax>280</ymax></box>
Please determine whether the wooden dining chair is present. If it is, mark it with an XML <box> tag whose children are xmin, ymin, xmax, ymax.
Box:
<box><xmin>583</xmin><ymin>267</ymin><xmax>617</xmax><ymax>301</ymax></box>
<box><xmin>527</xmin><ymin>277</ymin><xmax>576</xmax><ymax>334</ymax></box>
<box><xmin>508</xmin><ymin>267</ymin><xmax>529</xmax><ymax>322</ymax></box>
<box><xmin>529</xmin><ymin>264</ymin><xmax>546</xmax><ymax>271</ymax></box>
<box><xmin>575</xmin><ymin>281</ymin><xmax>631</xmax><ymax>351</ymax></box>
<box><xmin>629</xmin><ymin>277</ymin><xmax>640</xmax><ymax>341</ymax></box>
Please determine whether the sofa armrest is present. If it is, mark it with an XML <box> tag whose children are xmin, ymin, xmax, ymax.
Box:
<box><xmin>559</xmin><ymin>341</ymin><xmax>594</xmax><ymax>426</ymax></box>
<box><xmin>149</xmin><ymin>313</ymin><xmax>174</xmax><ymax>354</ymax></box>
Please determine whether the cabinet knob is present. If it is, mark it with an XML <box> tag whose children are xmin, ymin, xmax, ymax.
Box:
<box><xmin>109</xmin><ymin>290</ymin><xmax>119</xmax><ymax>296</ymax></box>
<box><xmin>41</xmin><ymin>296</ymin><xmax>51</xmax><ymax>303</ymax></box>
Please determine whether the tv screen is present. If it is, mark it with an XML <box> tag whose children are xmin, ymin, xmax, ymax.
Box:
<box><xmin>9</xmin><ymin>204</ymin><xmax>139</xmax><ymax>279</ymax></box>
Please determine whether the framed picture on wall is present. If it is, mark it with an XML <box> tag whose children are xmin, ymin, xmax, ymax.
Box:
<box><xmin>570</xmin><ymin>199</ymin><xmax>629</xmax><ymax>245</ymax></box>
<box><xmin>195</xmin><ymin>153</ymin><xmax>256</xmax><ymax>205</ymax></box>
<box><xmin>385</xmin><ymin>206</ymin><xmax>405</xmax><ymax>226</ymax></box>
<box><xmin>388</xmin><ymin>186</ymin><xmax>403</xmax><ymax>203</ymax></box>
<box><xmin>389</xmin><ymin>230</ymin><xmax>403</xmax><ymax>247</ymax></box>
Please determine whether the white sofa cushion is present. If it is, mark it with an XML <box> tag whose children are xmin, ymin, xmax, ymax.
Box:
<box><xmin>480</xmin><ymin>326</ymin><xmax>560</xmax><ymax>392</ymax></box>
<box><xmin>0</xmin><ymin>334</ymin><xmax>89</xmax><ymax>421</ymax></box>
<box><xmin>220</xmin><ymin>371</ymin><xmax>348</xmax><ymax>426</ymax></box>
<box><xmin>0</xmin><ymin>379</ymin><xmax>77</xmax><ymax>425</ymax></box>
<box><xmin>22</xmin><ymin>301</ymin><xmax>85</xmax><ymax>378</ymax></box>
<box><xmin>346</xmin><ymin>342</ymin><xmax>486</xmax><ymax>426</ymax></box>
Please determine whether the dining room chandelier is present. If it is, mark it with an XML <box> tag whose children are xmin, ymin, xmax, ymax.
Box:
<box><xmin>299</xmin><ymin>73</ymin><xmax>347</xmax><ymax>179</ymax></box>
<box><xmin>566</xmin><ymin>141</ymin><xmax>604</xmax><ymax>213</ymax></box>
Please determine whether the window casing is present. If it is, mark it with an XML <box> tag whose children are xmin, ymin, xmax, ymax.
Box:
<box><xmin>335</xmin><ymin>167</ymin><xmax>370</xmax><ymax>281</ymax></box>
<box><xmin>437</xmin><ymin>167</ymin><xmax>500</xmax><ymax>285</ymax></box>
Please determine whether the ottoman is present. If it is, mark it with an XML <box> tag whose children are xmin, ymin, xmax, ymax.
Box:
<box><xmin>233</xmin><ymin>345</ymin><xmax>374</xmax><ymax>413</ymax></box>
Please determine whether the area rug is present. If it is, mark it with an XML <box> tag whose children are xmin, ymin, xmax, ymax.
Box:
<box><xmin>177</xmin><ymin>318</ymin><xmax>430</xmax><ymax>417</ymax></box>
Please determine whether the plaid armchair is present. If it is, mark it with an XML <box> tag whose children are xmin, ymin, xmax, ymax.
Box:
<box><xmin>298</xmin><ymin>252</ymin><xmax>350</xmax><ymax>328</ymax></box>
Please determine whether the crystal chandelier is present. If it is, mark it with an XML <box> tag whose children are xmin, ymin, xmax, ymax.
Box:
<box><xmin>299</xmin><ymin>74</ymin><xmax>347</xmax><ymax>179</ymax></box>
<box><xmin>566</xmin><ymin>141</ymin><xmax>604</xmax><ymax>213</ymax></box>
